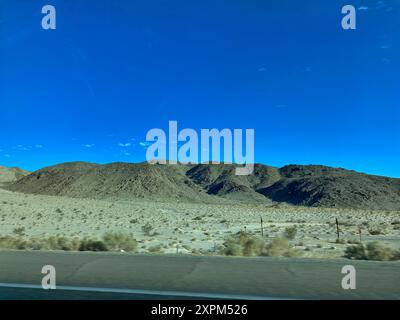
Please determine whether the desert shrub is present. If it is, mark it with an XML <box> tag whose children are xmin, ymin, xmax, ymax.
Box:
<box><xmin>0</xmin><ymin>235</ymin><xmax>104</xmax><ymax>252</ymax></box>
<box><xmin>222</xmin><ymin>232</ymin><xmax>265</xmax><ymax>256</ymax></box>
<box><xmin>263</xmin><ymin>237</ymin><xmax>300</xmax><ymax>257</ymax></box>
<box><xmin>240</xmin><ymin>234</ymin><xmax>265</xmax><ymax>256</ymax></box>
<box><xmin>368</xmin><ymin>228</ymin><xmax>385</xmax><ymax>235</ymax></box>
<box><xmin>347</xmin><ymin>239</ymin><xmax>360</xmax><ymax>244</ymax></box>
<box><xmin>223</xmin><ymin>240</ymin><xmax>243</xmax><ymax>256</ymax></box>
<box><xmin>142</xmin><ymin>223</ymin><xmax>154</xmax><ymax>236</ymax></box>
<box><xmin>147</xmin><ymin>244</ymin><xmax>163</xmax><ymax>253</ymax></box>
<box><xmin>102</xmin><ymin>232</ymin><xmax>137</xmax><ymax>251</ymax></box>
<box><xmin>0</xmin><ymin>235</ymin><xmax>27</xmax><ymax>249</ymax></box>
<box><xmin>26</xmin><ymin>238</ymin><xmax>46</xmax><ymax>250</ymax></box>
<box><xmin>221</xmin><ymin>233</ymin><xmax>300</xmax><ymax>258</ymax></box>
<box><xmin>335</xmin><ymin>238</ymin><xmax>347</xmax><ymax>244</ymax></box>
<box><xmin>365</xmin><ymin>242</ymin><xmax>393</xmax><ymax>261</ymax></box>
<box><xmin>12</xmin><ymin>227</ymin><xmax>26</xmax><ymax>237</ymax></box>
<box><xmin>344</xmin><ymin>244</ymin><xmax>367</xmax><ymax>260</ymax></box>
<box><xmin>283</xmin><ymin>226</ymin><xmax>297</xmax><ymax>240</ymax></box>
<box><xmin>391</xmin><ymin>250</ymin><xmax>400</xmax><ymax>260</ymax></box>
<box><xmin>46</xmin><ymin>236</ymin><xmax>80</xmax><ymax>251</ymax></box>
<box><xmin>344</xmin><ymin>242</ymin><xmax>399</xmax><ymax>261</ymax></box>
<box><xmin>0</xmin><ymin>233</ymin><xmax>139</xmax><ymax>253</ymax></box>
<box><xmin>79</xmin><ymin>239</ymin><xmax>108</xmax><ymax>252</ymax></box>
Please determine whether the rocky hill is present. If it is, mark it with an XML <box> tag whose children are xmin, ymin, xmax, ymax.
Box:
<box><xmin>5</xmin><ymin>161</ymin><xmax>400</xmax><ymax>210</ymax></box>
<box><xmin>0</xmin><ymin>165</ymin><xmax>30</xmax><ymax>185</ymax></box>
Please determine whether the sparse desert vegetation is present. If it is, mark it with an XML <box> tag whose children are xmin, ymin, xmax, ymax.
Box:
<box><xmin>0</xmin><ymin>232</ymin><xmax>137</xmax><ymax>252</ymax></box>
<box><xmin>221</xmin><ymin>231</ymin><xmax>300</xmax><ymax>257</ymax></box>
<box><xmin>0</xmin><ymin>186</ymin><xmax>399</xmax><ymax>260</ymax></box>
<box><xmin>222</xmin><ymin>232</ymin><xmax>266</xmax><ymax>256</ymax></box>
<box><xmin>344</xmin><ymin>242</ymin><xmax>400</xmax><ymax>261</ymax></box>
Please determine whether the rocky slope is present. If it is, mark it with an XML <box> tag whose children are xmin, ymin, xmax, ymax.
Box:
<box><xmin>0</xmin><ymin>165</ymin><xmax>30</xmax><ymax>185</ymax></box>
<box><xmin>5</xmin><ymin>162</ymin><xmax>400</xmax><ymax>210</ymax></box>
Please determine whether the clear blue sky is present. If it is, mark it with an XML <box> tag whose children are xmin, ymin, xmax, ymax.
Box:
<box><xmin>0</xmin><ymin>0</ymin><xmax>399</xmax><ymax>177</ymax></box>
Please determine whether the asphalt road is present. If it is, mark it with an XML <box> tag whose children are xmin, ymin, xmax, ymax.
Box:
<box><xmin>0</xmin><ymin>251</ymin><xmax>398</xmax><ymax>299</ymax></box>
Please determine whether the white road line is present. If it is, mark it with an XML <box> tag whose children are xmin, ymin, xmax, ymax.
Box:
<box><xmin>0</xmin><ymin>282</ymin><xmax>288</xmax><ymax>300</ymax></box>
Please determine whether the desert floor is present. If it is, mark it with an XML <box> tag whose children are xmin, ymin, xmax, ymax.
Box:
<box><xmin>0</xmin><ymin>187</ymin><xmax>399</xmax><ymax>259</ymax></box>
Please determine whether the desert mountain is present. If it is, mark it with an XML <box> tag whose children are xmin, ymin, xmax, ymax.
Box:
<box><xmin>5</xmin><ymin>162</ymin><xmax>400</xmax><ymax>210</ymax></box>
<box><xmin>4</xmin><ymin>162</ymin><xmax>214</xmax><ymax>202</ymax></box>
<box><xmin>0</xmin><ymin>165</ymin><xmax>30</xmax><ymax>185</ymax></box>
<box><xmin>258</xmin><ymin>165</ymin><xmax>400</xmax><ymax>210</ymax></box>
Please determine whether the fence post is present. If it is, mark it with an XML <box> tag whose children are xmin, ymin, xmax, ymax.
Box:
<box><xmin>336</xmin><ymin>218</ymin><xmax>340</xmax><ymax>241</ymax></box>
<box><xmin>260</xmin><ymin>216</ymin><xmax>264</xmax><ymax>237</ymax></box>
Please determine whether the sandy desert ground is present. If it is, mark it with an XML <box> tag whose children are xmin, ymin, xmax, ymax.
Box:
<box><xmin>0</xmin><ymin>189</ymin><xmax>400</xmax><ymax>258</ymax></box>
<box><xmin>1</xmin><ymin>186</ymin><xmax>400</xmax><ymax>260</ymax></box>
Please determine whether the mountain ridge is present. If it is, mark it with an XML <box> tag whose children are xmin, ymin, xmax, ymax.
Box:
<box><xmin>3</xmin><ymin>161</ymin><xmax>400</xmax><ymax>210</ymax></box>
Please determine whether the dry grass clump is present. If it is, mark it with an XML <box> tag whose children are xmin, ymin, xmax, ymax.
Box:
<box><xmin>0</xmin><ymin>235</ymin><xmax>80</xmax><ymax>251</ymax></box>
<box><xmin>102</xmin><ymin>231</ymin><xmax>138</xmax><ymax>251</ymax></box>
<box><xmin>344</xmin><ymin>241</ymin><xmax>400</xmax><ymax>261</ymax></box>
<box><xmin>221</xmin><ymin>232</ymin><xmax>300</xmax><ymax>258</ymax></box>
<box><xmin>43</xmin><ymin>236</ymin><xmax>81</xmax><ymax>251</ymax></box>
<box><xmin>0</xmin><ymin>235</ymin><xmax>28</xmax><ymax>250</ymax></box>
<box><xmin>0</xmin><ymin>232</ymin><xmax>137</xmax><ymax>252</ymax></box>
<box><xmin>263</xmin><ymin>238</ymin><xmax>300</xmax><ymax>257</ymax></box>
<box><xmin>222</xmin><ymin>232</ymin><xmax>265</xmax><ymax>256</ymax></box>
